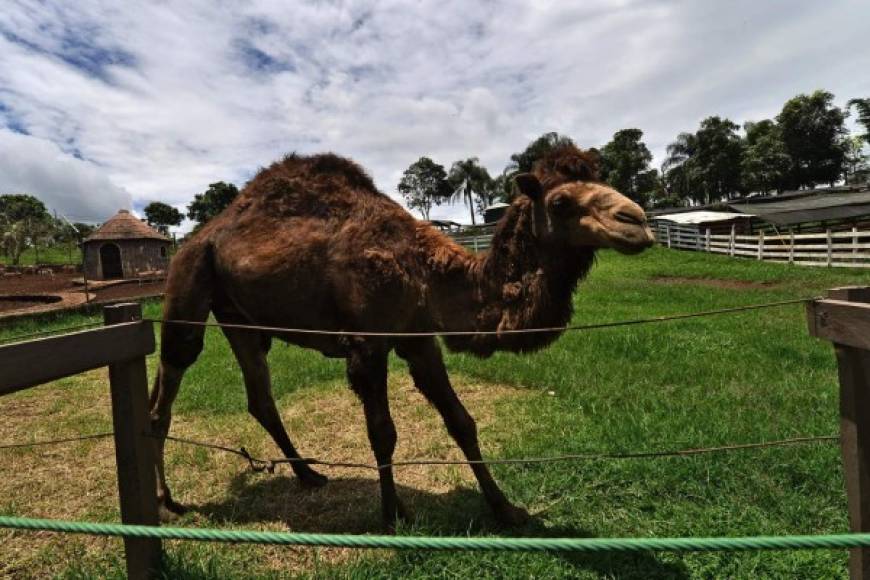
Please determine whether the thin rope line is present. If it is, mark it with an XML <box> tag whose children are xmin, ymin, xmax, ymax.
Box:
<box><xmin>0</xmin><ymin>432</ymin><xmax>114</xmax><ymax>450</ymax></box>
<box><xmin>154</xmin><ymin>433</ymin><xmax>838</xmax><ymax>472</ymax></box>
<box><xmin>147</xmin><ymin>296</ymin><xmax>815</xmax><ymax>338</ymax></box>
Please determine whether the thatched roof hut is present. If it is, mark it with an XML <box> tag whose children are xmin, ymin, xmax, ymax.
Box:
<box><xmin>83</xmin><ymin>210</ymin><xmax>171</xmax><ymax>280</ymax></box>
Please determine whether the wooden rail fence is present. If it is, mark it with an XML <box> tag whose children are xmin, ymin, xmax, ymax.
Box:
<box><xmin>2</xmin><ymin>293</ymin><xmax>870</xmax><ymax>578</ymax></box>
<box><xmin>0</xmin><ymin>303</ymin><xmax>160</xmax><ymax>579</ymax></box>
<box><xmin>653</xmin><ymin>222</ymin><xmax>870</xmax><ymax>268</ymax></box>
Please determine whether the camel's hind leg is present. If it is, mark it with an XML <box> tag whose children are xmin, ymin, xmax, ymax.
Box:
<box><xmin>218</xmin><ymin>319</ymin><xmax>328</xmax><ymax>488</ymax></box>
<box><xmin>346</xmin><ymin>341</ymin><xmax>407</xmax><ymax>529</ymax></box>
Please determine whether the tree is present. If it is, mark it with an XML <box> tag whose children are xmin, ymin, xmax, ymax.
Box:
<box><xmin>741</xmin><ymin>120</ymin><xmax>790</xmax><ymax>194</ymax></box>
<box><xmin>0</xmin><ymin>194</ymin><xmax>48</xmax><ymax>223</ymax></box>
<box><xmin>396</xmin><ymin>157</ymin><xmax>451</xmax><ymax>220</ymax></box>
<box><xmin>144</xmin><ymin>201</ymin><xmax>183</xmax><ymax>234</ymax></box>
<box><xmin>848</xmin><ymin>98</ymin><xmax>870</xmax><ymax>144</ymax></box>
<box><xmin>0</xmin><ymin>194</ymin><xmax>51</xmax><ymax>265</ymax></box>
<box><xmin>843</xmin><ymin>135</ymin><xmax>869</xmax><ymax>184</ymax></box>
<box><xmin>662</xmin><ymin>132</ymin><xmax>701</xmax><ymax>204</ymax></box>
<box><xmin>694</xmin><ymin>116</ymin><xmax>745</xmax><ymax>202</ymax></box>
<box><xmin>187</xmin><ymin>182</ymin><xmax>239</xmax><ymax>227</ymax></box>
<box><xmin>447</xmin><ymin>158</ymin><xmax>493</xmax><ymax>225</ymax></box>
<box><xmin>634</xmin><ymin>168</ymin><xmax>667</xmax><ymax>208</ymax></box>
<box><xmin>662</xmin><ymin>117</ymin><xmax>744</xmax><ymax>204</ymax></box>
<box><xmin>599</xmin><ymin>129</ymin><xmax>653</xmax><ymax>204</ymax></box>
<box><xmin>777</xmin><ymin>90</ymin><xmax>847</xmax><ymax>188</ymax></box>
<box><xmin>474</xmin><ymin>176</ymin><xmax>505</xmax><ymax>218</ymax></box>
<box><xmin>506</xmin><ymin>132</ymin><xmax>576</xmax><ymax>174</ymax></box>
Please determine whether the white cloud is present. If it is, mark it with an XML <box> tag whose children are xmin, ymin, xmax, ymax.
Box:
<box><xmin>0</xmin><ymin>129</ymin><xmax>131</xmax><ymax>221</ymax></box>
<box><xmin>0</xmin><ymin>0</ymin><xmax>868</xmax><ymax>228</ymax></box>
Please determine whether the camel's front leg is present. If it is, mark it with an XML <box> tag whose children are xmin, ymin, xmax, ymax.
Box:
<box><xmin>151</xmin><ymin>362</ymin><xmax>188</xmax><ymax>520</ymax></box>
<box><xmin>396</xmin><ymin>337</ymin><xmax>529</xmax><ymax>526</ymax></box>
<box><xmin>346</xmin><ymin>344</ymin><xmax>408</xmax><ymax>529</ymax></box>
<box><xmin>220</xmin><ymin>324</ymin><xmax>327</xmax><ymax>488</ymax></box>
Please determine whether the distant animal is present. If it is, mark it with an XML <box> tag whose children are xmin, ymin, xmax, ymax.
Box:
<box><xmin>37</xmin><ymin>268</ymin><xmax>54</xmax><ymax>278</ymax></box>
<box><xmin>151</xmin><ymin>146</ymin><xmax>654</xmax><ymax>528</ymax></box>
<box><xmin>22</xmin><ymin>266</ymin><xmax>36</xmax><ymax>275</ymax></box>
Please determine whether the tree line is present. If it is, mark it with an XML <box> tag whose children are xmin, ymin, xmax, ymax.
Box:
<box><xmin>399</xmin><ymin>90</ymin><xmax>870</xmax><ymax>222</ymax></box>
<box><xmin>3</xmin><ymin>89</ymin><xmax>868</xmax><ymax>264</ymax></box>
<box><xmin>0</xmin><ymin>181</ymin><xmax>243</xmax><ymax>265</ymax></box>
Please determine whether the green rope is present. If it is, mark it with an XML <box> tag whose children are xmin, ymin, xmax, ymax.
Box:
<box><xmin>0</xmin><ymin>516</ymin><xmax>866</xmax><ymax>552</ymax></box>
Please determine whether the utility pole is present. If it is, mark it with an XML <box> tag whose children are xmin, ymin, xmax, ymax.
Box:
<box><xmin>60</xmin><ymin>214</ymin><xmax>89</xmax><ymax>303</ymax></box>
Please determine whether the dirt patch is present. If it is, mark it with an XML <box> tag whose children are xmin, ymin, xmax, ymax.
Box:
<box><xmin>0</xmin><ymin>296</ymin><xmax>61</xmax><ymax>313</ymax></box>
<box><xmin>0</xmin><ymin>371</ymin><xmax>530</xmax><ymax>577</ymax></box>
<box><xmin>0</xmin><ymin>273</ymin><xmax>164</xmax><ymax>318</ymax></box>
<box><xmin>91</xmin><ymin>280</ymin><xmax>165</xmax><ymax>302</ymax></box>
<box><xmin>650</xmin><ymin>275</ymin><xmax>779</xmax><ymax>290</ymax></box>
<box><xmin>0</xmin><ymin>272</ymin><xmax>78</xmax><ymax>295</ymax></box>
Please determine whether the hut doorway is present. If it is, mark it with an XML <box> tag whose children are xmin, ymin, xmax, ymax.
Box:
<box><xmin>100</xmin><ymin>243</ymin><xmax>123</xmax><ymax>279</ymax></box>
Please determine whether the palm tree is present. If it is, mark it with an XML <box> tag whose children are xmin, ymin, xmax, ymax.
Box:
<box><xmin>447</xmin><ymin>158</ymin><xmax>493</xmax><ymax>225</ymax></box>
<box><xmin>662</xmin><ymin>132</ymin><xmax>703</xmax><ymax>204</ymax></box>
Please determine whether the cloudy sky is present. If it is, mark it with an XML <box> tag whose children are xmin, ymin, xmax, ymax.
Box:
<box><xmin>0</xmin><ymin>0</ymin><xmax>868</xmax><ymax>230</ymax></box>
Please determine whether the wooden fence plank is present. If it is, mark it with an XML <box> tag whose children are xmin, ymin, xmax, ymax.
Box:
<box><xmin>807</xmin><ymin>299</ymin><xmax>870</xmax><ymax>351</ymax></box>
<box><xmin>809</xmin><ymin>287</ymin><xmax>870</xmax><ymax>580</ymax></box>
<box><xmin>104</xmin><ymin>304</ymin><xmax>161</xmax><ymax>580</ymax></box>
<box><xmin>0</xmin><ymin>322</ymin><xmax>155</xmax><ymax>396</ymax></box>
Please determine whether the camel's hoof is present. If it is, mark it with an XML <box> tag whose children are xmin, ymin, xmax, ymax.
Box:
<box><xmin>493</xmin><ymin>503</ymin><xmax>530</xmax><ymax>527</ymax></box>
<box><xmin>296</xmin><ymin>467</ymin><xmax>328</xmax><ymax>488</ymax></box>
<box><xmin>397</xmin><ymin>499</ymin><xmax>412</xmax><ymax>522</ymax></box>
<box><xmin>382</xmin><ymin>500</ymin><xmax>411</xmax><ymax>532</ymax></box>
<box><xmin>158</xmin><ymin>497</ymin><xmax>187</xmax><ymax>523</ymax></box>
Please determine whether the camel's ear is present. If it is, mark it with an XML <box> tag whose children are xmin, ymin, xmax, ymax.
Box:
<box><xmin>513</xmin><ymin>173</ymin><xmax>543</xmax><ymax>200</ymax></box>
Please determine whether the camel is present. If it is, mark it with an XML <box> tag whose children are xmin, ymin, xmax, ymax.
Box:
<box><xmin>151</xmin><ymin>145</ymin><xmax>653</xmax><ymax>528</ymax></box>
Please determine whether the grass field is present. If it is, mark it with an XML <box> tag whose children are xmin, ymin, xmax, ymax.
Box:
<box><xmin>1</xmin><ymin>246</ymin><xmax>868</xmax><ymax>578</ymax></box>
<box><xmin>0</xmin><ymin>245</ymin><xmax>81</xmax><ymax>267</ymax></box>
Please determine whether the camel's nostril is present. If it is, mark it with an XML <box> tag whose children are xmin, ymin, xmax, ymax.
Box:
<box><xmin>614</xmin><ymin>210</ymin><xmax>645</xmax><ymax>226</ymax></box>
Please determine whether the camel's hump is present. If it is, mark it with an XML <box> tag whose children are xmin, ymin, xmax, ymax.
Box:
<box><xmin>244</xmin><ymin>152</ymin><xmax>383</xmax><ymax>200</ymax></box>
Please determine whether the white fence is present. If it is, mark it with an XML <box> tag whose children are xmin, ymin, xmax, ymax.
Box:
<box><xmin>653</xmin><ymin>222</ymin><xmax>870</xmax><ymax>268</ymax></box>
<box><xmin>452</xmin><ymin>233</ymin><xmax>493</xmax><ymax>253</ymax></box>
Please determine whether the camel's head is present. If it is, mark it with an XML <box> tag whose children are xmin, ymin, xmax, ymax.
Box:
<box><xmin>513</xmin><ymin>146</ymin><xmax>654</xmax><ymax>255</ymax></box>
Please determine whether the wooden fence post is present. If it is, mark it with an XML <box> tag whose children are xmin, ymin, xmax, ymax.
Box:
<box><xmin>666</xmin><ymin>226</ymin><xmax>672</xmax><ymax>248</ymax></box>
<box><xmin>827</xmin><ymin>228</ymin><xmax>833</xmax><ymax>267</ymax></box>
<box><xmin>758</xmin><ymin>230</ymin><xmax>764</xmax><ymax>261</ymax></box>
<box><xmin>789</xmin><ymin>230</ymin><xmax>795</xmax><ymax>264</ymax></box>
<box><xmin>807</xmin><ymin>287</ymin><xmax>870</xmax><ymax>580</ymax></box>
<box><xmin>729</xmin><ymin>224</ymin><xmax>735</xmax><ymax>257</ymax></box>
<box><xmin>856</xmin><ymin>226</ymin><xmax>860</xmax><ymax>259</ymax></box>
<box><xmin>705</xmin><ymin>228</ymin><xmax>711</xmax><ymax>252</ymax></box>
<box><xmin>104</xmin><ymin>303</ymin><xmax>161</xmax><ymax>580</ymax></box>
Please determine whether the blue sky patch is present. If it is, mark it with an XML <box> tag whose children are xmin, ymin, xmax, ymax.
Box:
<box><xmin>233</xmin><ymin>39</ymin><xmax>295</xmax><ymax>74</ymax></box>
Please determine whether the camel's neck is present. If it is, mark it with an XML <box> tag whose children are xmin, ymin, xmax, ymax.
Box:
<box><xmin>420</xmin><ymin>199</ymin><xmax>594</xmax><ymax>357</ymax></box>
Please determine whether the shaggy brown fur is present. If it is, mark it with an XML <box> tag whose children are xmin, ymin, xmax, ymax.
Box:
<box><xmin>151</xmin><ymin>146</ymin><xmax>653</xmax><ymax>528</ymax></box>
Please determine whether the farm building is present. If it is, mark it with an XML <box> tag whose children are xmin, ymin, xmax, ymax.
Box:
<box><xmin>650</xmin><ymin>184</ymin><xmax>870</xmax><ymax>235</ymax></box>
<box><xmin>652</xmin><ymin>210</ymin><xmax>754</xmax><ymax>237</ymax></box>
<box><xmin>728</xmin><ymin>186</ymin><xmax>870</xmax><ymax>232</ymax></box>
<box><xmin>83</xmin><ymin>210</ymin><xmax>171</xmax><ymax>280</ymax></box>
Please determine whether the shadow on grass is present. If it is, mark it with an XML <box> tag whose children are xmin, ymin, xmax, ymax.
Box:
<box><xmin>187</xmin><ymin>472</ymin><xmax>689</xmax><ymax>579</ymax></box>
